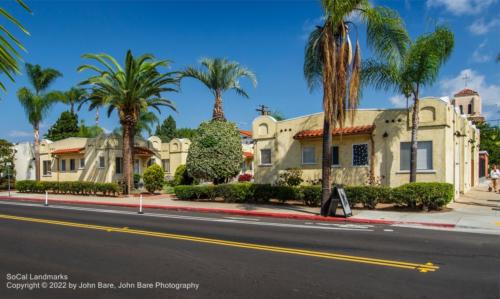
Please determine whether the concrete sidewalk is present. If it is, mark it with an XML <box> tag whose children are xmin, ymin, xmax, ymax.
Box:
<box><xmin>0</xmin><ymin>188</ymin><xmax>499</xmax><ymax>234</ymax></box>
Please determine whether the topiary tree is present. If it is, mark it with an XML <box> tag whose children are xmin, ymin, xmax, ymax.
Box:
<box><xmin>187</xmin><ymin>121</ymin><xmax>243</xmax><ymax>184</ymax></box>
<box><xmin>143</xmin><ymin>164</ymin><xmax>165</xmax><ymax>194</ymax></box>
<box><xmin>172</xmin><ymin>164</ymin><xmax>194</xmax><ymax>186</ymax></box>
<box><xmin>45</xmin><ymin>111</ymin><xmax>80</xmax><ymax>141</ymax></box>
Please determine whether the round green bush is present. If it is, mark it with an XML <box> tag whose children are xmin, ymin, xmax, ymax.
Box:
<box><xmin>173</xmin><ymin>164</ymin><xmax>195</xmax><ymax>186</ymax></box>
<box><xmin>187</xmin><ymin>120</ymin><xmax>243</xmax><ymax>183</ymax></box>
<box><xmin>143</xmin><ymin>164</ymin><xmax>165</xmax><ymax>194</ymax></box>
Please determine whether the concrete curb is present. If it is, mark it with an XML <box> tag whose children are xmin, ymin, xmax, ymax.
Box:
<box><xmin>0</xmin><ymin>196</ymin><xmax>456</xmax><ymax>228</ymax></box>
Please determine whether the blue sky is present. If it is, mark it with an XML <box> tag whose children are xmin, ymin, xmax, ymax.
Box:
<box><xmin>1</xmin><ymin>0</ymin><xmax>499</xmax><ymax>142</ymax></box>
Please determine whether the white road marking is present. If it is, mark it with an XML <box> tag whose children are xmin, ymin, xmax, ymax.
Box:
<box><xmin>225</xmin><ymin>217</ymin><xmax>259</xmax><ymax>221</ymax></box>
<box><xmin>384</xmin><ymin>229</ymin><xmax>394</xmax><ymax>232</ymax></box>
<box><xmin>315</xmin><ymin>222</ymin><xmax>374</xmax><ymax>229</ymax></box>
<box><xmin>0</xmin><ymin>200</ymin><xmax>374</xmax><ymax>232</ymax></box>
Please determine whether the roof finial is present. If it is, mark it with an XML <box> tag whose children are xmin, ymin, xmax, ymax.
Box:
<box><xmin>462</xmin><ymin>73</ymin><xmax>471</xmax><ymax>87</ymax></box>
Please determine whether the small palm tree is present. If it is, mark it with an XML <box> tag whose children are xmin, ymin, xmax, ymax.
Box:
<box><xmin>78</xmin><ymin>50</ymin><xmax>178</xmax><ymax>194</ymax></box>
<box><xmin>0</xmin><ymin>0</ymin><xmax>31</xmax><ymax>93</ymax></box>
<box><xmin>181</xmin><ymin>58</ymin><xmax>257</xmax><ymax>121</ymax></box>
<box><xmin>362</xmin><ymin>26</ymin><xmax>454</xmax><ymax>182</ymax></box>
<box><xmin>61</xmin><ymin>87</ymin><xmax>87</xmax><ymax>114</ymax></box>
<box><xmin>17</xmin><ymin>63</ymin><xmax>62</xmax><ymax>181</ymax></box>
<box><xmin>304</xmin><ymin>0</ymin><xmax>409</xmax><ymax>211</ymax></box>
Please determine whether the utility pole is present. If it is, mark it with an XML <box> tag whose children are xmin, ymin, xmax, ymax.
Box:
<box><xmin>256</xmin><ymin>104</ymin><xmax>269</xmax><ymax>116</ymax></box>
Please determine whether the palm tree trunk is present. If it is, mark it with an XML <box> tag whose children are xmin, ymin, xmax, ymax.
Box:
<box><xmin>321</xmin><ymin>118</ymin><xmax>333</xmax><ymax>215</ymax></box>
<box><xmin>34</xmin><ymin>124</ymin><xmax>41</xmax><ymax>181</ymax></box>
<box><xmin>70</xmin><ymin>103</ymin><xmax>74</xmax><ymax>115</ymax></box>
<box><xmin>122</xmin><ymin>124</ymin><xmax>133</xmax><ymax>194</ymax></box>
<box><xmin>95</xmin><ymin>107</ymin><xmax>100</xmax><ymax>126</ymax></box>
<box><xmin>212</xmin><ymin>91</ymin><xmax>225</xmax><ymax>121</ymax></box>
<box><xmin>409</xmin><ymin>95</ymin><xmax>420</xmax><ymax>182</ymax></box>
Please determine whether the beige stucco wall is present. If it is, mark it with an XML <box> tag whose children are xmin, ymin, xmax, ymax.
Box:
<box><xmin>252</xmin><ymin>98</ymin><xmax>479</xmax><ymax>193</ymax></box>
<box><xmin>39</xmin><ymin>135</ymin><xmax>190</xmax><ymax>183</ymax></box>
<box><xmin>453</xmin><ymin>94</ymin><xmax>482</xmax><ymax>116</ymax></box>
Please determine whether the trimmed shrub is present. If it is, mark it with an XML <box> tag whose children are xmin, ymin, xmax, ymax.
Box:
<box><xmin>392</xmin><ymin>182</ymin><xmax>454</xmax><ymax>210</ymax></box>
<box><xmin>15</xmin><ymin>180</ymin><xmax>120</xmax><ymax>196</ymax></box>
<box><xmin>300</xmin><ymin>185</ymin><xmax>321</xmax><ymax>206</ymax></box>
<box><xmin>274</xmin><ymin>186</ymin><xmax>299</xmax><ymax>203</ymax></box>
<box><xmin>345</xmin><ymin>186</ymin><xmax>391</xmax><ymax>209</ymax></box>
<box><xmin>174</xmin><ymin>185</ymin><xmax>196</xmax><ymax>200</ymax></box>
<box><xmin>249</xmin><ymin>184</ymin><xmax>274</xmax><ymax>203</ymax></box>
<box><xmin>173</xmin><ymin>164</ymin><xmax>194</xmax><ymax>186</ymax></box>
<box><xmin>215</xmin><ymin>183</ymin><xmax>253</xmax><ymax>203</ymax></box>
<box><xmin>143</xmin><ymin>164</ymin><xmax>165</xmax><ymax>194</ymax></box>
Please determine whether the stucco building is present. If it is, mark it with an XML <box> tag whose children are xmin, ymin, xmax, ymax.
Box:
<box><xmin>39</xmin><ymin>135</ymin><xmax>190</xmax><ymax>183</ymax></box>
<box><xmin>252</xmin><ymin>96</ymin><xmax>480</xmax><ymax>196</ymax></box>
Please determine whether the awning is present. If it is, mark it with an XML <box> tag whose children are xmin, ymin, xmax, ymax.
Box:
<box><xmin>294</xmin><ymin>125</ymin><xmax>375</xmax><ymax>139</ymax></box>
<box><xmin>51</xmin><ymin>147</ymin><xmax>85</xmax><ymax>155</ymax></box>
<box><xmin>134</xmin><ymin>147</ymin><xmax>155</xmax><ymax>157</ymax></box>
<box><xmin>239</xmin><ymin>130</ymin><xmax>252</xmax><ymax>138</ymax></box>
<box><xmin>243</xmin><ymin>151</ymin><xmax>254</xmax><ymax>158</ymax></box>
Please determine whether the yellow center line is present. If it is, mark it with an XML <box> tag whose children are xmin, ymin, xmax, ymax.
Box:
<box><xmin>0</xmin><ymin>214</ymin><xmax>439</xmax><ymax>273</ymax></box>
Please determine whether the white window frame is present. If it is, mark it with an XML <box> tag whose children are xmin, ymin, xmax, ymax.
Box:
<box><xmin>42</xmin><ymin>160</ymin><xmax>51</xmax><ymax>176</ymax></box>
<box><xmin>98</xmin><ymin>156</ymin><xmax>105</xmax><ymax>169</ymax></box>
<box><xmin>260</xmin><ymin>149</ymin><xmax>272</xmax><ymax>166</ymax></box>
<box><xmin>79</xmin><ymin>158</ymin><xmax>85</xmax><ymax>169</ymax></box>
<box><xmin>352</xmin><ymin>143</ymin><xmax>369</xmax><ymax>167</ymax></box>
<box><xmin>162</xmin><ymin>159</ymin><xmax>170</xmax><ymax>173</ymax></box>
<box><xmin>69</xmin><ymin>159</ymin><xmax>76</xmax><ymax>172</ymax></box>
<box><xmin>301</xmin><ymin>146</ymin><xmax>316</xmax><ymax>165</ymax></box>
<box><xmin>60</xmin><ymin>159</ymin><xmax>67</xmax><ymax>172</ymax></box>
<box><xmin>399</xmin><ymin>141</ymin><xmax>434</xmax><ymax>172</ymax></box>
<box><xmin>331</xmin><ymin>145</ymin><xmax>340</xmax><ymax>167</ymax></box>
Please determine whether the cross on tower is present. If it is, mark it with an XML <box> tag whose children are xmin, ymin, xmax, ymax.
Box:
<box><xmin>256</xmin><ymin>104</ymin><xmax>270</xmax><ymax>116</ymax></box>
<box><xmin>462</xmin><ymin>73</ymin><xmax>471</xmax><ymax>87</ymax></box>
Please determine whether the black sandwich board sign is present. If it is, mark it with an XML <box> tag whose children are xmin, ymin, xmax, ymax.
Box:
<box><xmin>320</xmin><ymin>185</ymin><xmax>352</xmax><ymax>218</ymax></box>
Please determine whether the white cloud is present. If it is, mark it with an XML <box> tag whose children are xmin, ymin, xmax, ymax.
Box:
<box><xmin>438</xmin><ymin>69</ymin><xmax>500</xmax><ymax>108</ymax></box>
<box><xmin>471</xmin><ymin>41</ymin><xmax>491</xmax><ymax>63</ymax></box>
<box><xmin>468</xmin><ymin>18</ymin><xmax>500</xmax><ymax>35</ymax></box>
<box><xmin>102</xmin><ymin>127</ymin><xmax>112</xmax><ymax>134</ymax></box>
<box><xmin>427</xmin><ymin>0</ymin><xmax>497</xmax><ymax>15</ymax></box>
<box><xmin>389</xmin><ymin>95</ymin><xmax>408</xmax><ymax>108</ymax></box>
<box><xmin>9</xmin><ymin>130</ymin><xmax>32</xmax><ymax>137</ymax></box>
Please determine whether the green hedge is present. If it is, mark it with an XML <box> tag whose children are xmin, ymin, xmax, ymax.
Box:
<box><xmin>16</xmin><ymin>180</ymin><xmax>120</xmax><ymax>196</ymax></box>
<box><xmin>174</xmin><ymin>182</ymin><xmax>454</xmax><ymax>211</ymax></box>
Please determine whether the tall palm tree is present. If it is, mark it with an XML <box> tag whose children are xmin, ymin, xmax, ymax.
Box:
<box><xmin>17</xmin><ymin>63</ymin><xmax>62</xmax><ymax>181</ymax></box>
<box><xmin>60</xmin><ymin>87</ymin><xmax>87</xmax><ymax>114</ymax></box>
<box><xmin>180</xmin><ymin>58</ymin><xmax>257</xmax><ymax>121</ymax></box>
<box><xmin>0</xmin><ymin>0</ymin><xmax>31</xmax><ymax>92</ymax></box>
<box><xmin>78</xmin><ymin>50</ymin><xmax>178</xmax><ymax>194</ymax></box>
<box><xmin>304</xmin><ymin>0</ymin><xmax>409</xmax><ymax>214</ymax></box>
<box><xmin>362</xmin><ymin>26</ymin><xmax>454</xmax><ymax>182</ymax></box>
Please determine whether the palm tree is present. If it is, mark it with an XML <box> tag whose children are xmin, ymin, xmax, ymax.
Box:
<box><xmin>304</xmin><ymin>0</ymin><xmax>409</xmax><ymax>214</ymax></box>
<box><xmin>362</xmin><ymin>26</ymin><xmax>454</xmax><ymax>182</ymax></box>
<box><xmin>78</xmin><ymin>50</ymin><xmax>178</xmax><ymax>194</ymax></box>
<box><xmin>60</xmin><ymin>87</ymin><xmax>87</xmax><ymax>114</ymax></box>
<box><xmin>0</xmin><ymin>0</ymin><xmax>31</xmax><ymax>93</ymax></box>
<box><xmin>17</xmin><ymin>63</ymin><xmax>62</xmax><ymax>181</ymax></box>
<box><xmin>180</xmin><ymin>58</ymin><xmax>257</xmax><ymax>121</ymax></box>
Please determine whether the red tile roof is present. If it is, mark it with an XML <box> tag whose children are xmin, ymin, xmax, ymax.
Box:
<box><xmin>239</xmin><ymin>130</ymin><xmax>252</xmax><ymax>138</ymax></box>
<box><xmin>133</xmin><ymin>147</ymin><xmax>155</xmax><ymax>156</ymax></box>
<box><xmin>243</xmin><ymin>151</ymin><xmax>254</xmax><ymax>158</ymax></box>
<box><xmin>51</xmin><ymin>147</ymin><xmax>85</xmax><ymax>155</ymax></box>
<box><xmin>454</xmin><ymin>88</ymin><xmax>478</xmax><ymax>97</ymax></box>
<box><xmin>294</xmin><ymin>125</ymin><xmax>375</xmax><ymax>139</ymax></box>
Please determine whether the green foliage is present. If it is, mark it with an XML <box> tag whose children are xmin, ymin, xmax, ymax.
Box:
<box><xmin>187</xmin><ymin>121</ymin><xmax>243</xmax><ymax>183</ymax></box>
<box><xmin>173</xmin><ymin>182</ymin><xmax>453</xmax><ymax>211</ymax></box>
<box><xmin>16</xmin><ymin>180</ymin><xmax>120</xmax><ymax>196</ymax></box>
<box><xmin>345</xmin><ymin>186</ymin><xmax>392</xmax><ymax>209</ymax></box>
<box><xmin>61</xmin><ymin>87</ymin><xmax>87</xmax><ymax>114</ymax></box>
<box><xmin>44</xmin><ymin>111</ymin><xmax>80</xmax><ymax>141</ymax></box>
<box><xmin>175</xmin><ymin>127</ymin><xmax>198</xmax><ymax>139</ymax></box>
<box><xmin>78</xmin><ymin>121</ymin><xmax>104</xmax><ymax>138</ymax></box>
<box><xmin>143</xmin><ymin>164</ymin><xmax>165</xmax><ymax>194</ymax></box>
<box><xmin>476</xmin><ymin>122</ymin><xmax>500</xmax><ymax>165</ymax></box>
<box><xmin>392</xmin><ymin>182</ymin><xmax>454</xmax><ymax>210</ymax></box>
<box><xmin>0</xmin><ymin>139</ymin><xmax>15</xmax><ymax>185</ymax></box>
<box><xmin>276</xmin><ymin>168</ymin><xmax>303</xmax><ymax>186</ymax></box>
<box><xmin>156</xmin><ymin>115</ymin><xmax>176</xmax><ymax>142</ymax></box>
<box><xmin>269</xmin><ymin>110</ymin><xmax>285</xmax><ymax>121</ymax></box>
<box><xmin>0</xmin><ymin>0</ymin><xmax>31</xmax><ymax>93</ymax></box>
<box><xmin>173</xmin><ymin>164</ymin><xmax>195</xmax><ymax>186</ymax></box>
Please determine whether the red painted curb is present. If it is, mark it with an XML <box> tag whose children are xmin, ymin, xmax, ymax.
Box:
<box><xmin>0</xmin><ymin>196</ymin><xmax>456</xmax><ymax>228</ymax></box>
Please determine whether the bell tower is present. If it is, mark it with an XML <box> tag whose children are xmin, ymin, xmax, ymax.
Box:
<box><xmin>451</xmin><ymin>88</ymin><xmax>485</xmax><ymax>123</ymax></box>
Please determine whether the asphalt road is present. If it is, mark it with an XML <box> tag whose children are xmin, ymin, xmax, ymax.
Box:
<box><xmin>0</xmin><ymin>200</ymin><xmax>499</xmax><ymax>299</ymax></box>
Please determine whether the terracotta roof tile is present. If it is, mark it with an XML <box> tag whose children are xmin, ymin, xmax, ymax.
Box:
<box><xmin>454</xmin><ymin>88</ymin><xmax>478</xmax><ymax>97</ymax></box>
<box><xmin>133</xmin><ymin>147</ymin><xmax>155</xmax><ymax>156</ymax></box>
<box><xmin>239</xmin><ymin>130</ymin><xmax>252</xmax><ymax>137</ymax></box>
<box><xmin>294</xmin><ymin>125</ymin><xmax>375</xmax><ymax>139</ymax></box>
<box><xmin>51</xmin><ymin>147</ymin><xmax>85</xmax><ymax>155</ymax></box>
